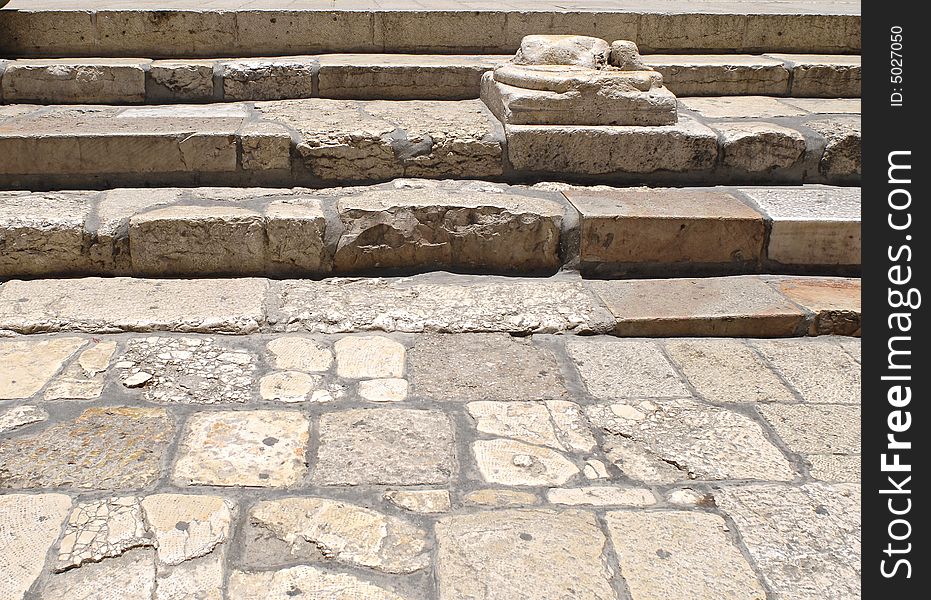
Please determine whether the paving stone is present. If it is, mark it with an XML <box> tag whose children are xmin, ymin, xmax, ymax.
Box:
<box><xmin>240</xmin><ymin>121</ymin><xmax>293</xmax><ymax>171</ymax></box>
<box><xmin>506</xmin><ymin>116</ymin><xmax>718</xmax><ymax>174</ymax></box>
<box><xmin>0</xmin><ymin>337</ymin><xmax>86</xmax><ymax>399</ymax></box>
<box><xmin>173</xmin><ymin>410</ymin><xmax>310</xmax><ymax>487</ymax></box>
<box><xmin>600</xmin><ymin>433</ymin><xmax>687</xmax><ymax>484</ymax></box>
<box><xmin>806</xmin><ymin>117</ymin><xmax>861</xmax><ymax>179</ymax></box>
<box><xmin>222</xmin><ymin>58</ymin><xmax>316</xmax><ymax>101</ymax></box>
<box><xmin>679</xmin><ymin>96</ymin><xmax>807</xmax><ymax>118</ymax></box>
<box><xmin>759</xmin><ymin>404</ymin><xmax>860</xmax><ymax>454</ymax></box>
<box><xmin>43</xmin><ymin>340</ymin><xmax>115</xmax><ymax>399</ymax></box>
<box><xmin>752</xmin><ymin>338</ymin><xmax>860</xmax><ymax>404</ymax></box>
<box><xmin>780</xmin><ymin>98</ymin><xmax>860</xmax><ymax>114</ymax></box>
<box><xmin>314</xmin><ymin>408</ymin><xmax>456</xmax><ymax>485</ymax></box>
<box><xmin>228</xmin><ymin>566</ymin><xmax>408</xmax><ymax>600</ymax></box>
<box><xmin>666</xmin><ymin>487</ymin><xmax>709</xmax><ymax>506</ymax></box>
<box><xmin>715</xmin><ymin>483</ymin><xmax>860</xmax><ymax>600</ymax></box>
<box><xmin>605</xmin><ymin>510</ymin><xmax>767</xmax><ymax>600</ymax></box>
<box><xmin>358</xmin><ymin>378</ymin><xmax>409</xmax><ymax>402</ymax></box>
<box><xmin>41</xmin><ymin>547</ymin><xmax>157</xmax><ymax>600</ymax></box>
<box><xmin>715</xmin><ymin>121</ymin><xmax>807</xmax><ymax>172</ymax></box>
<box><xmin>744</xmin><ymin>187</ymin><xmax>860</xmax><ymax>266</ymax></box>
<box><xmin>436</xmin><ymin>509</ymin><xmax>615</xmax><ymax>600</ymax></box>
<box><xmin>766</xmin><ymin>54</ymin><xmax>861</xmax><ymax>97</ymax></box>
<box><xmin>57</xmin><ymin>497</ymin><xmax>151</xmax><ymax>570</ymax></box>
<box><xmin>807</xmin><ymin>454</ymin><xmax>860</xmax><ymax>483</ymax></box>
<box><xmin>264</xmin><ymin>199</ymin><xmax>331</xmax><ymax>273</ymax></box>
<box><xmin>266</xmin><ymin>336</ymin><xmax>332</xmax><ymax>372</ymax></box>
<box><xmin>774</xmin><ymin>277</ymin><xmax>861</xmax><ymax>336</ymax></box>
<box><xmin>384</xmin><ymin>489</ymin><xmax>451</xmax><ymax>513</ymax></box>
<box><xmin>584</xmin><ymin>459</ymin><xmax>610</xmax><ymax>479</ymax></box>
<box><xmin>334</xmin><ymin>188</ymin><xmax>564</xmax><ymax>273</ymax></box>
<box><xmin>565</xmin><ymin>188</ymin><xmax>765</xmax><ymax>272</ymax></box>
<box><xmin>147</xmin><ymin>60</ymin><xmax>216</xmax><ymax>102</ymax></box>
<box><xmin>0</xmin><ymin>406</ymin><xmax>172</xmax><ymax>490</ymax></box>
<box><xmin>0</xmin><ymin>493</ymin><xmax>72</xmax><ymax>600</ymax></box>
<box><xmin>467</xmin><ymin>400</ymin><xmax>594</xmax><ymax>452</ymax></box>
<box><xmin>472</xmin><ymin>438</ymin><xmax>579</xmax><ymax>486</ymax></box>
<box><xmin>334</xmin><ymin>336</ymin><xmax>406</xmax><ymax>379</ymax></box>
<box><xmin>462</xmin><ymin>489</ymin><xmax>540</xmax><ymax>507</ymax></box>
<box><xmin>0</xmin><ymin>404</ymin><xmax>48</xmax><ymax>433</ymax></box>
<box><xmin>546</xmin><ymin>486</ymin><xmax>655</xmax><ymax>506</ymax></box>
<box><xmin>259</xmin><ymin>371</ymin><xmax>320</xmax><ymax>402</ymax></box>
<box><xmin>409</xmin><ymin>333</ymin><xmax>568</xmax><ymax>401</ymax></box>
<box><xmin>590</xmin><ymin>276</ymin><xmax>807</xmax><ymax>336</ymax></box>
<box><xmin>643</xmin><ymin>54</ymin><xmax>790</xmax><ymax>96</ymax></box>
<box><xmin>117</xmin><ymin>336</ymin><xmax>256</xmax><ymax>404</ymax></box>
<box><xmin>1</xmin><ymin>58</ymin><xmax>149</xmax><ymax>103</ymax></box>
<box><xmin>588</xmin><ymin>399</ymin><xmax>797</xmax><ymax>481</ymax></box>
<box><xmin>664</xmin><ymin>338</ymin><xmax>796</xmax><ymax>404</ymax></box>
<box><xmin>566</xmin><ymin>338</ymin><xmax>690</xmax><ymax>399</ymax></box>
<box><xmin>154</xmin><ymin>553</ymin><xmax>224</xmax><ymax>600</ymax></box>
<box><xmin>272</xmin><ymin>275</ymin><xmax>614</xmax><ymax>334</ymax></box>
<box><xmin>140</xmin><ymin>494</ymin><xmax>232</xmax><ymax>565</ymax></box>
<box><xmin>0</xmin><ymin>277</ymin><xmax>268</xmax><ymax>334</ymax></box>
<box><xmin>244</xmin><ymin>497</ymin><xmax>429</xmax><ymax>573</ymax></box>
<box><xmin>838</xmin><ymin>337</ymin><xmax>861</xmax><ymax>363</ymax></box>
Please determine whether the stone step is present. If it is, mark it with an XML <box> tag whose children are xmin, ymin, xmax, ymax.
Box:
<box><xmin>0</xmin><ymin>54</ymin><xmax>860</xmax><ymax>104</ymax></box>
<box><xmin>0</xmin><ymin>1</ymin><xmax>860</xmax><ymax>58</ymax></box>
<box><xmin>0</xmin><ymin>273</ymin><xmax>860</xmax><ymax>337</ymax></box>
<box><xmin>0</xmin><ymin>98</ymin><xmax>861</xmax><ymax>189</ymax></box>
<box><xmin>0</xmin><ymin>183</ymin><xmax>859</xmax><ymax>279</ymax></box>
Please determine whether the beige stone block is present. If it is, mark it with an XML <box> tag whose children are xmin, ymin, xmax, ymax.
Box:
<box><xmin>334</xmin><ymin>335</ymin><xmax>406</xmax><ymax>379</ymax></box>
<box><xmin>41</xmin><ymin>547</ymin><xmax>157</xmax><ymax>600</ymax></box>
<box><xmin>147</xmin><ymin>60</ymin><xmax>216</xmax><ymax>102</ymax></box>
<box><xmin>743</xmin><ymin>14</ymin><xmax>861</xmax><ymax>54</ymax></box>
<box><xmin>141</xmin><ymin>494</ymin><xmax>232</xmax><ymax>565</ymax></box>
<box><xmin>240</xmin><ymin>121</ymin><xmax>293</xmax><ymax>171</ymax></box>
<box><xmin>807</xmin><ymin>454</ymin><xmax>861</xmax><ymax>482</ymax></box>
<box><xmin>644</xmin><ymin>54</ymin><xmax>790</xmax><ymax>96</ymax></box>
<box><xmin>0</xmin><ymin>10</ymin><xmax>96</xmax><ymax>57</ymax></box>
<box><xmin>376</xmin><ymin>10</ymin><xmax>506</xmax><ymax>53</ymax></box>
<box><xmin>462</xmin><ymin>489</ymin><xmax>539</xmax><ymax>507</ymax></box>
<box><xmin>680</xmin><ymin>96</ymin><xmax>807</xmax><ymax>118</ymax></box>
<box><xmin>1</xmin><ymin>59</ymin><xmax>149</xmax><ymax>104</ymax></box>
<box><xmin>546</xmin><ymin>486</ymin><xmax>655</xmax><ymax>506</ymax></box>
<box><xmin>222</xmin><ymin>58</ymin><xmax>316</xmax><ymax>101</ymax></box>
<box><xmin>566</xmin><ymin>338</ymin><xmax>690</xmax><ymax>399</ymax></box>
<box><xmin>264</xmin><ymin>199</ymin><xmax>330</xmax><ymax>274</ymax></box>
<box><xmin>358</xmin><ymin>378</ymin><xmax>409</xmax><ymax>402</ymax></box>
<box><xmin>774</xmin><ymin>277</ymin><xmax>861</xmax><ymax>336</ymax></box>
<box><xmin>154</xmin><ymin>554</ymin><xmax>224</xmax><ymax>600</ymax></box>
<box><xmin>95</xmin><ymin>10</ymin><xmax>237</xmax><ymax>57</ymax></box>
<box><xmin>565</xmin><ymin>188</ymin><xmax>764</xmax><ymax>271</ymax></box>
<box><xmin>384</xmin><ymin>490</ymin><xmax>451</xmax><ymax>514</ymax></box>
<box><xmin>467</xmin><ymin>400</ymin><xmax>594</xmax><ymax>452</ymax></box>
<box><xmin>638</xmin><ymin>13</ymin><xmax>747</xmax><ymax>53</ymax></box>
<box><xmin>0</xmin><ymin>405</ymin><xmax>49</xmax><ymax>433</ymax></box>
<box><xmin>259</xmin><ymin>371</ymin><xmax>319</xmax><ymax>403</ymax></box>
<box><xmin>752</xmin><ymin>338</ymin><xmax>861</xmax><ymax>404</ymax></box>
<box><xmin>472</xmin><ymin>438</ymin><xmax>579</xmax><ymax>486</ymax></box>
<box><xmin>767</xmin><ymin>54</ymin><xmax>861</xmax><ymax>97</ymax></box>
<box><xmin>715</xmin><ymin>121</ymin><xmax>808</xmax><ymax>172</ymax></box>
<box><xmin>0</xmin><ymin>494</ymin><xmax>72</xmax><ymax>600</ymax></box>
<box><xmin>759</xmin><ymin>404</ymin><xmax>861</xmax><ymax>455</ymax></box>
<box><xmin>0</xmin><ymin>337</ymin><xmax>86</xmax><ymax>399</ymax></box>
<box><xmin>806</xmin><ymin>117</ymin><xmax>861</xmax><ymax>179</ymax></box>
<box><xmin>56</xmin><ymin>497</ymin><xmax>151</xmax><ymax>570</ymax></box>
<box><xmin>514</xmin><ymin>35</ymin><xmax>610</xmax><ymax>68</ymax></box>
<box><xmin>780</xmin><ymin>98</ymin><xmax>861</xmax><ymax>114</ymax></box>
<box><xmin>590</xmin><ymin>276</ymin><xmax>808</xmax><ymax>336</ymax></box>
<box><xmin>605</xmin><ymin>511</ymin><xmax>767</xmax><ymax>600</ymax></box>
<box><xmin>266</xmin><ymin>336</ymin><xmax>332</xmax><ymax>372</ymax></box>
<box><xmin>229</xmin><ymin>566</ymin><xmax>406</xmax><ymax>600</ymax></box>
<box><xmin>234</xmin><ymin>10</ymin><xmax>376</xmax><ymax>55</ymax></box>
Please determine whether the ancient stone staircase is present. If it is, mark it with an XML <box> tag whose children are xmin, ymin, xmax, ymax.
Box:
<box><xmin>0</xmin><ymin>2</ymin><xmax>861</xmax><ymax>599</ymax></box>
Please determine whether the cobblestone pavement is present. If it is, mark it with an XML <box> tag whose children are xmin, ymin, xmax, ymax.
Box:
<box><xmin>0</xmin><ymin>332</ymin><xmax>861</xmax><ymax>600</ymax></box>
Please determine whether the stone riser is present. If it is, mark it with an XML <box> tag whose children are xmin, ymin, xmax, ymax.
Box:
<box><xmin>0</xmin><ymin>10</ymin><xmax>860</xmax><ymax>58</ymax></box>
<box><xmin>0</xmin><ymin>54</ymin><xmax>860</xmax><ymax>104</ymax></box>
<box><xmin>0</xmin><ymin>183</ymin><xmax>859</xmax><ymax>279</ymax></box>
<box><xmin>0</xmin><ymin>99</ymin><xmax>861</xmax><ymax>189</ymax></box>
<box><xmin>0</xmin><ymin>273</ymin><xmax>860</xmax><ymax>337</ymax></box>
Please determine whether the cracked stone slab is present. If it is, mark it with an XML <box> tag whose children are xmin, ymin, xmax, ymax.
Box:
<box><xmin>271</xmin><ymin>275</ymin><xmax>614</xmax><ymax>334</ymax></box>
<box><xmin>173</xmin><ymin>410</ymin><xmax>310</xmax><ymax>487</ymax></box>
<box><xmin>0</xmin><ymin>406</ymin><xmax>173</xmax><ymax>490</ymax></box>
<box><xmin>40</xmin><ymin>547</ymin><xmax>158</xmax><ymax>600</ymax></box>
<box><xmin>228</xmin><ymin>566</ymin><xmax>409</xmax><ymax>600</ymax></box>
<box><xmin>806</xmin><ymin>117</ymin><xmax>861</xmax><ymax>179</ymax></box>
<box><xmin>243</xmin><ymin>497</ymin><xmax>429</xmax><ymax>573</ymax></box>
<box><xmin>0</xmin><ymin>337</ymin><xmax>86</xmax><ymax>399</ymax></box>
<box><xmin>714</xmin><ymin>121</ymin><xmax>807</xmax><ymax>172</ymax></box>
<box><xmin>752</xmin><ymin>338</ymin><xmax>860</xmax><ymax>404</ymax></box>
<box><xmin>57</xmin><ymin>496</ymin><xmax>152</xmax><ymax>570</ymax></box>
<box><xmin>221</xmin><ymin>57</ymin><xmax>317</xmax><ymax>101</ymax></box>
<box><xmin>140</xmin><ymin>494</ymin><xmax>233</xmax><ymax>565</ymax></box>
<box><xmin>715</xmin><ymin>483</ymin><xmax>861</xmax><ymax>600</ymax></box>
<box><xmin>384</xmin><ymin>490</ymin><xmax>451</xmax><ymax>514</ymax></box>
<box><xmin>44</xmin><ymin>340</ymin><xmax>118</xmax><ymax>400</ymax></box>
<box><xmin>436</xmin><ymin>509</ymin><xmax>616</xmax><ymax>600</ymax></box>
<box><xmin>409</xmin><ymin>333</ymin><xmax>569</xmax><ymax>402</ymax></box>
<box><xmin>117</xmin><ymin>336</ymin><xmax>256</xmax><ymax>404</ymax></box>
<box><xmin>314</xmin><ymin>408</ymin><xmax>456</xmax><ymax>485</ymax></box>
<box><xmin>472</xmin><ymin>438</ymin><xmax>579</xmax><ymax>486</ymax></box>
<box><xmin>154</xmin><ymin>553</ymin><xmax>224</xmax><ymax>600</ymax></box>
<box><xmin>0</xmin><ymin>493</ymin><xmax>72</xmax><ymax>600</ymax></box>
<box><xmin>566</xmin><ymin>338</ymin><xmax>690</xmax><ymax>399</ymax></box>
<box><xmin>605</xmin><ymin>510</ymin><xmax>767</xmax><ymax>600</ymax></box>
<box><xmin>0</xmin><ymin>277</ymin><xmax>268</xmax><ymax>334</ymax></box>
<box><xmin>588</xmin><ymin>399</ymin><xmax>797</xmax><ymax>482</ymax></box>
<box><xmin>467</xmin><ymin>400</ymin><xmax>595</xmax><ymax>452</ymax></box>
<box><xmin>0</xmin><ymin>404</ymin><xmax>49</xmax><ymax>433</ymax></box>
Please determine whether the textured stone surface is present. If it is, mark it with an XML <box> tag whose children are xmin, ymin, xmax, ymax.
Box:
<box><xmin>664</xmin><ymin>338</ymin><xmax>795</xmax><ymax>403</ymax></box>
<box><xmin>228</xmin><ymin>566</ymin><xmax>408</xmax><ymax>600</ymax></box>
<box><xmin>266</xmin><ymin>336</ymin><xmax>332</xmax><ymax>372</ymax></box>
<box><xmin>0</xmin><ymin>337</ymin><xmax>85</xmax><ymax>399</ymax></box>
<box><xmin>565</xmin><ymin>188</ymin><xmax>764</xmax><ymax>272</ymax></box>
<box><xmin>759</xmin><ymin>403</ymin><xmax>860</xmax><ymax>455</ymax></box>
<box><xmin>314</xmin><ymin>408</ymin><xmax>455</xmax><ymax>485</ymax></box>
<box><xmin>272</xmin><ymin>275</ymin><xmax>614</xmax><ymax>334</ymax></box>
<box><xmin>781</xmin><ymin>98</ymin><xmax>860</xmax><ymax>114</ymax></box>
<box><xmin>808</xmin><ymin>454</ymin><xmax>860</xmax><ymax>483</ymax></box>
<box><xmin>436</xmin><ymin>509</ymin><xmax>615</xmax><ymax>600</ymax></box>
<box><xmin>467</xmin><ymin>400</ymin><xmax>594</xmax><ymax>452</ymax></box>
<box><xmin>715</xmin><ymin>121</ymin><xmax>807</xmax><ymax>172</ymax></box>
<box><xmin>1</xmin><ymin>59</ymin><xmax>148</xmax><ymax>103</ymax></box>
<box><xmin>148</xmin><ymin>60</ymin><xmax>215</xmax><ymax>102</ymax></box>
<box><xmin>173</xmin><ymin>410</ymin><xmax>310</xmax><ymax>487</ymax></box>
<box><xmin>514</xmin><ymin>35</ymin><xmax>610</xmax><ymax>68</ymax></box>
<box><xmin>43</xmin><ymin>339</ymin><xmax>118</xmax><ymax>400</ymax></box>
<box><xmin>546</xmin><ymin>486</ymin><xmax>655</xmax><ymax>506</ymax></box>
<box><xmin>462</xmin><ymin>489</ymin><xmax>540</xmax><ymax>507</ymax></box>
<box><xmin>644</xmin><ymin>54</ymin><xmax>790</xmax><ymax>96</ymax></box>
<box><xmin>605</xmin><ymin>510</ymin><xmax>767</xmax><ymax>600</ymax></box>
<box><xmin>0</xmin><ymin>493</ymin><xmax>72</xmax><ymax>600</ymax></box>
<box><xmin>41</xmin><ymin>547</ymin><xmax>157</xmax><ymax>600</ymax></box>
<box><xmin>0</xmin><ymin>404</ymin><xmax>49</xmax><ymax>433</ymax></box>
<box><xmin>259</xmin><ymin>370</ymin><xmax>319</xmax><ymax>402</ymax></box>
<box><xmin>680</xmin><ymin>96</ymin><xmax>807</xmax><ymax>118</ymax></box>
<box><xmin>775</xmin><ymin>278</ymin><xmax>861</xmax><ymax>336</ymax></box>
<box><xmin>334</xmin><ymin>335</ymin><xmax>406</xmax><ymax>379</ymax></box>
<box><xmin>245</xmin><ymin>497</ymin><xmax>428</xmax><ymax>573</ymax></box>
<box><xmin>57</xmin><ymin>497</ymin><xmax>151</xmax><ymax>570</ymax></box>
<box><xmin>588</xmin><ymin>399</ymin><xmax>797</xmax><ymax>481</ymax></box>
<box><xmin>472</xmin><ymin>438</ymin><xmax>579</xmax><ymax>486</ymax></box>
<box><xmin>806</xmin><ymin>117</ymin><xmax>861</xmax><ymax>179</ymax></box>
<box><xmin>358</xmin><ymin>378</ymin><xmax>409</xmax><ymax>402</ymax></box>
<box><xmin>766</xmin><ymin>54</ymin><xmax>861</xmax><ymax>97</ymax></box>
<box><xmin>715</xmin><ymin>483</ymin><xmax>861</xmax><ymax>600</ymax></box>
<box><xmin>222</xmin><ymin>58</ymin><xmax>316</xmax><ymax>101</ymax></box>
<box><xmin>141</xmin><ymin>494</ymin><xmax>232</xmax><ymax>565</ymax></box>
<box><xmin>592</xmin><ymin>276</ymin><xmax>807</xmax><ymax>336</ymax></box>
<box><xmin>752</xmin><ymin>338</ymin><xmax>860</xmax><ymax>404</ymax></box>
<box><xmin>0</xmin><ymin>406</ymin><xmax>172</xmax><ymax>489</ymax></box>
<box><xmin>567</xmin><ymin>338</ymin><xmax>689</xmax><ymax>399</ymax></box>
<box><xmin>384</xmin><ymin>489</ymin><xmax>451</xmax><ymax>513</ymax></box>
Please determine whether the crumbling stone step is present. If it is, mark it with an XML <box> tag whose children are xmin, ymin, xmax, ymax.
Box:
<box><xmin>0</xmin><ymin>183</ymin><xmax>859</xmax><ymax>279</ymax></box>
<box><xmin>0</xmin><ymin>54</ymin><xmax>859</xmax><ymax>104</ymax></box>
<box><xmin>0</xmin><ymin>98</ymin><xmax>860</xmax><ymax>189</ymax></box>
<box><xmin>0</xmin><ymin>1</ymin><xmax>860</xmax><ymax>58</ymax></box>
<box><xmin>0</xmin><ymin>273</ymin><xmax>860</xmax><ymax>337</ymax></box>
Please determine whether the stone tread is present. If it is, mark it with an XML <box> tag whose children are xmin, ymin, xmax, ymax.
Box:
<box><xmin>0</xmin><ymin>54</ymin><xmax>859</xmax><ymax>104</ymax></box>
<box><xmin>0</xmin><ymin>98</ymin><xmax>860</xmax><ymax>188</ymax></box>
<box><xmin>0</xmin><ymin>272</ymin><xmax>860</xmax><ymax>337</ymax></box>
<box><xmin>0</xmin><ymin>182</ymin><xmax>860</xmax><ymax>278</ymax></box>
<box><xmin>0</xmin><ymin>330</ymin><xmax>861</xmax><ymax>599</ymax></box>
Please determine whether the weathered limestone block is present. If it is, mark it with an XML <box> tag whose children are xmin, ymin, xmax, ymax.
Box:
<box><xmin>0</xmin><ymin>337</ymin><xmax>86</xmax><ymax>400</ymax></box>
<box><xmin>774</xmin><ymin>277</ymin><xmax>861</xmax><ymax>336</ymax></box>
<box><xmin>643</xmin><ymin>54</ymin><xmax>791</xmax><ymax>96</ymax></box>
<box><xmin>240</xmin><ymin>121</ymin><xmax>292</xmax><ymax>171</ymax></box>
<box><xmin>609</xmin><ymin>40</ymin><xmax>648</xmax><ymax>70</ymax></box>
<box><xmin>0</xmin><ymin>405</ymin><xmax>49</xmax><ymax>433</ymax></box>
<box><xmin>680</xmin><ymin>96</ymin><xmax>807</xmax><ymax>119</ymax></box>
<box><xmin>334</xmin><ymin>188</ymin><xmax>564</xmax><ymax>272</ymax></box>
<box><xmin>1</xmin><ymin>59</ymin><xmax>150</xmax><ymax>104</ymax></box>
<box><xmin>767</xmin><ymin>54</ymin><xmax>861</xmax><ymax>97</ymax></box>
<box><xmin>514</xmin><ymin>35</ymin><xmax>610</xmax><ymax>68</ymax></box>
<box><xmin>147</xmin><ymin>60</ymin><xmax>216</xmax><ymax>102</ymax></box>
<box><xmin>265</xmin><ymin>199</ymin><xmax>330</xmax><ymax>274</ymax></box>
<box><xmin>806</xmin><ymin>117</ymin><xmax>861</xmax><ymax>179</ymax></box>
<box><xmin>229</xmin><ymin>566</ymin><xmax>408</xmax><ymax>600</ymax></box>
<box><xmin>222</xmin><ymin>58</ymin><xmax>317</xmax><ymax>101</ymax></box>
<box><xmin>0</xmin><ymin>494</ymin><xmax>72</xmax><ymax>600</ymax></box>
<box><xmin>714</xmin><ymin>122</ymin><xmax>808</xmax><ymax>172</ymax></box>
